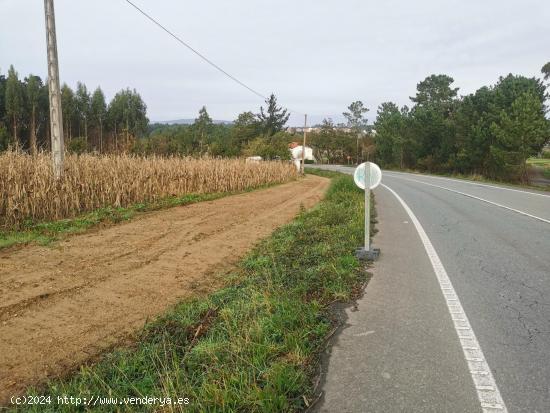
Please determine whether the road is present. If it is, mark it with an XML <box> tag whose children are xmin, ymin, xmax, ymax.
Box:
<box><xmin>311</xmin><ymin>166</ymin><xmax>550</xmax><ymax>413</ymax></box>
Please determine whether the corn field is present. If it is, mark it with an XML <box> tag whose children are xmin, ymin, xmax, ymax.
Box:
<box><xmin>0</xmin><ymin>152</ymin><xmax>297</xmax><ymax>229</ymax></box>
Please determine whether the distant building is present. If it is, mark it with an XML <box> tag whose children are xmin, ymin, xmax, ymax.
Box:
<box><xmin>286</xmin><ymin>127</ymin><xmax>322</xmax><ymax>134</ymax></box>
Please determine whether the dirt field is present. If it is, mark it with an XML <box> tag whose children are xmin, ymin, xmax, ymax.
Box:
<box><xmin>0</xmin><ymin>175</ymin><xmax>329</xmax><ymax>403</ymax></box>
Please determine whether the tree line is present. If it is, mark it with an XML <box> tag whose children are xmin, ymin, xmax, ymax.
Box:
<box><xmin>5</xmin><ymin>61</ymin><xmax>547</xmax><ymax>183</ymax></box>
<box><xmin>138</xmin><ymin>94</ymin><xmax>295</xmax><ymax>159</ymax></box>
<box><xmin>373</xmin><ymin>65</ymin><xmax>550</xmax><ymax>182</ymax></box>
<box><xmin>141</xmin><ymin>96</ymin><xmax>374</xmax><ymax>164</ymax></box>
<box><xmin>0</xmin><ymin>65</ymin><xmax>148</xmax><ymax>154</ymax></box>
<box><xmin>308</xmin><ymin>100</ymin><xmax>373</xmax><ymax>164</ymax></box>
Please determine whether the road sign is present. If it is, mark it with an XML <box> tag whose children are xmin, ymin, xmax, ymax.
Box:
<box><xmin>354</xmin><ymin>162</ymin><xmax>381</xmax><ymax>261</ymax></box>
<box><xmin>354</xmin><ymin>162</ymin><xmax>382</xmax><ymax>190</ymax></box>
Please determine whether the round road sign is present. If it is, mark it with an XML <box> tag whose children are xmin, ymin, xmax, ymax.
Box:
<box><xmin>353</xmin><ymin>162</ymin><xmax>382</xmax><ymax>190</ymax></box>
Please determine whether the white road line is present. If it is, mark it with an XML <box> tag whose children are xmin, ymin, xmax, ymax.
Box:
<box><xmin>382</xmin><ymin>183</ymin><xmax>508</xmax><ymax>413</ymax></box>
<box><xmin>386</xmin><ymin>175</ymin><xmax>550</xmax><ymax>225</ymax></box>
<box><xmin>384</xmin><ymin>170</ymin><xmax>550</xmax><ymax>199</ymax></box>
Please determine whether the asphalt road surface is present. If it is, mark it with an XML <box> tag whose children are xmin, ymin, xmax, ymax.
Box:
<box><xmin>310</xmin><ymin>166</ymin><xmax>550</xmax><ymax>413</ymax></box>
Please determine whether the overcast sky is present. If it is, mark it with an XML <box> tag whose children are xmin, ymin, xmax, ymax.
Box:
<box><xmin>1</xmin><ymin>0</ymin><xmax>548</xmax><ymax>125</ymax></box>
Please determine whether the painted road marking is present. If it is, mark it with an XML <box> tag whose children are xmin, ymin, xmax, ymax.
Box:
<box><xmin>382</xmin><ymin>183</ymin><xmax>508</xmax><ymax>413</ymax></box>
<box><xmin>384</xmin><ymin>171</ymin><xmax>550</xmax><ymax>199</ymax></box>
<box><xmin>386</xmin><ymin>175</ymin><xmax>550</xmax><ymax>225</ymax></box>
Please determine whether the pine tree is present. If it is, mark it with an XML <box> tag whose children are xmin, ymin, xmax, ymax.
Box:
<box><xmin>257</xmin><ymin>94</ymin><xmax>289</xmax><ymax>137</ymax></box>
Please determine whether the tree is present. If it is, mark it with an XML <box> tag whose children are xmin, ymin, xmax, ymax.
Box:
<box><xmin>231</xmin><ymin>111</ymin><xmax>260</xmax><ymax>153</ymax></box>
<box><xmin>0</xmin><ymin>69</ymin><xmax>6</xmax><ymax>131</ymax></box>
<box><xmin>542</xmin><ymin>62</ymin><xmax>550</xmax><ymax>81</ymax></box>
<box><xmin>193</xmin><ymin>106</ymin><xmax>213</xmax><ymax>154</ymax></box>
<box><xmin>5</xmin><ymin>65</ymin><xmax>23</xmax><ymax>146</ymax></box>
<box><xmin>36</xmin><ymin>81</ymin><xmax>50</xmax><ymax>150</ymax></box>
<box><xmin>107</xmin><ymin>88</ymin><xmax>148</xmax><ymax>151</ymax></box>
<box><xmin>492</xmin><ymin>74</ymin><xmax>547</xmax><ymax>111</ymax></box>
<box><xmin>343</xmin><ymin>100</ymin><xmax>369</xmax><ymax>163</ymax></box>
<box><xmin>26</xmin><ymin>75</ymin><xmax>43</xmax><ymax>155</ymax></box>
<box><xmin>410</xmin><ymin>74</ymin><xmax>459</xmax><ymax>108</ymax></box>
<box><xmin>408</xmin><ymin>75</ymin><xmax>459</xmax><ymax>171</ymax></box>
<box><xmin>0</xmin><ymin>68</ymin><xmax>9</xmax><ymax>151</ymax></box>
<box><xmin>61</xmin><ymin>84</ymin><xmax>76</xmax><ymax>142</ymax></box>
<box><xmin>490</xmin><ymin>92</ymin><xmax>550</xmax><ymax>181</ymax></box>
<box><xmin>90</xmin><ymin>87</ymin><xmax>107</xmax><ymax>152</ymax></box>
<box><xmin>343</xmin><ymin>100</ymin><xmax>369</xmax><ymax>131</ymax></box>
<box><xmin>374</xmin><ymin>102</ymin><xmax>407</xmax><ymax>168</ymax></box>
<box><xmin>453</xmin><ymin>86</ymin><xmax>494</xmax><ymax>174</ymax></box>
<box><xmin>309</xmin><ymin>118</ymin><xmax>335</xmax><ymax>163</ymax></box>
<box><xmin>75</xmin><ymin>82</ymin><xmax>91</xmax><ymax>142</ymax></box>
<box><xmin>243</xmin><ymin>131</ymin><xmax>291</xmax><ymax>160</ymax></box>
<box><xmin>257</xmin><ymin>94</ymin><xmax>289</xmax><ymax>136</ymax></box>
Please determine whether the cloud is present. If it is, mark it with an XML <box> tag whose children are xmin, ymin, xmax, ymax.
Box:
<box><xmin>1</xmin><ymin>0</ymin><xmax>548</xmax><ymax>124</ymax></box>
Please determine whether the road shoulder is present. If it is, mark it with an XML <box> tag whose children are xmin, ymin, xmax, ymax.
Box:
<box><xmin>314</xmin><ymin>185</ymin><xmax>480</xmax><ymax>413</ymax></box>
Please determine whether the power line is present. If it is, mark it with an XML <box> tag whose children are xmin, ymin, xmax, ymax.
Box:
<box><xmin>124</xmin><ymin>0</ymin><xmax>267</xmax><ymax>101</ymax></box>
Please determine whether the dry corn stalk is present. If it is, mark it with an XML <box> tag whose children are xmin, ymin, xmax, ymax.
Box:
<box><xmin>0</xmin><ymin>152</ymin><xmax>297</xmax><ymax>229</ymax></box>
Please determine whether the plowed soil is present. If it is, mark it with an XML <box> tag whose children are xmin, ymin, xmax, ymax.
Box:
<box><xmin>0</xmin><ymin>175</ymin><xmax>329</xmax><ymax>403</ymax></box>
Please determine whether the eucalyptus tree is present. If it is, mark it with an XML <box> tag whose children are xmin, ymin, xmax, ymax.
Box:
<box><xmin>107</xmin><ymin>88</ymin><xmax>148</xmax><ymax>151</ymax></box>
<box><xmin>25</xmin><ymin>75</ymin><xmax>43</xmax><ymax>155</ymax></box>
<box><xmin>75</xmin><ymin>82</ymin><xmax>91</xmax><ymax>142</ymax></box>
<box><xmin>61</xmin><ymin>84</ymin><xmax>76</xmax><ymax>142</ymax></box>
<box><xmin>90</xmin><ymin>87</ymin><xmax>107</xmax><ymax>152</ymax></box>
<box><xmin>5</xmin><ymin>65</ymin><xmax>23</xmax><ymax>146</ymax></box>
<box><xmin>343</xmin><ymin>100</ymin><xmax>369</xmax><ymax>163</ymax></box>
<box><xmin>0</xmin><ymin>70</ymin><xmax>7</xmax><ymax>151</ymax></box>
<box><xmin>193</xmin><ymin>106</ymin><xmax>213</xmax><ymax>154</ymax></box>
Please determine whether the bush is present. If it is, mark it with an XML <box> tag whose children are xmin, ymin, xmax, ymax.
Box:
<box><xmin>67</xmin><ymin>137</ymin><xmax>88</xmax><ymax>154</ymax></box>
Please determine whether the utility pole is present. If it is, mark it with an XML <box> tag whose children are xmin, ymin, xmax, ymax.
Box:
<box><xmin>301</xmin><ymin>114</ymin><xmax>307</xmax><ymax>174</ymax></box>
<box><xmin>44</xmin><ymin>0</ymin><xmax>64</xmax><ymax>179</ymax></box>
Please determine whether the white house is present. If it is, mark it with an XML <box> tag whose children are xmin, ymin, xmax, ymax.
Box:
<box><xmin>290</xmin><ymin>145</ymin><xmax>315</xmax><ymax>171</ymax></box>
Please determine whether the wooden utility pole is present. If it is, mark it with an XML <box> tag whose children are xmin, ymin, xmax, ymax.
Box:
<box><xmin>301</xmin><ymin>114</ymin><xmax>307</xmax><ymax>174</ymax></box>
<box><xmin>44</xmin><ymin>0</ymin><xmax>64</xmax><ymax>178</ymax></box>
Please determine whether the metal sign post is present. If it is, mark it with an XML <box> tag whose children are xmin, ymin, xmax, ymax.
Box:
<box><xmin>353</xmin><ymin>162</ymin><xmax>382</xmax><ymax>261</ymax></box>
<box><xmin>364</xmin><ymin>161</ymin><xmax>371</xmax><ymax>252</ymax></box>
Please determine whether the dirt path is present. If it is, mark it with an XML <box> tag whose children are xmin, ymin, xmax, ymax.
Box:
<box><xmin>528</xmin><ymin>165</ymin><xmax>550</xmax><ymax>187</ymax></box>
<box><xmin>0</xmin><ymin>175</ymin><xmax>329</xmax><ymax>403</ymax></box>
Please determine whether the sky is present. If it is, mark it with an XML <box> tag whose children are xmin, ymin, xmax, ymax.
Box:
<box><xmin>1</xmin><ymin>0</ymin><xmax>549</xmax><ymax>126</ymax></box>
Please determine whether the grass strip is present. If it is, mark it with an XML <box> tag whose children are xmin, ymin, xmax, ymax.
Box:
<box><xmin>14</xmin><ymin>171</ymin><xmax>373</xmax><ymax>412</ymax></box>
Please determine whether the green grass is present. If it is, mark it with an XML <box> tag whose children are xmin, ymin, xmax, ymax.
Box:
<box><xmin>526</xmin><ymin>157</ymin><xmax>550</xmax><ymax>167</ymax></box>
<box><xmin>12</xmin><ymin>171</ymin><xmax>372</xmax><ymax>412</ymax></box>
<box><xmin>0</xmin><ymin>183</ymin><xmax>284</xmax><ymax>250</ymax></box>
<box><xmin>527</xmin><ymin>157</ymin><xmax>550</xmax><ymax>180</ymax></box>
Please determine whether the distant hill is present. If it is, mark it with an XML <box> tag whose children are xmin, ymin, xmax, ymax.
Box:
<box><xmin>151</xmin><ymin>119</ymin><xmax>234</xmax><ymax>125</ymax></box>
